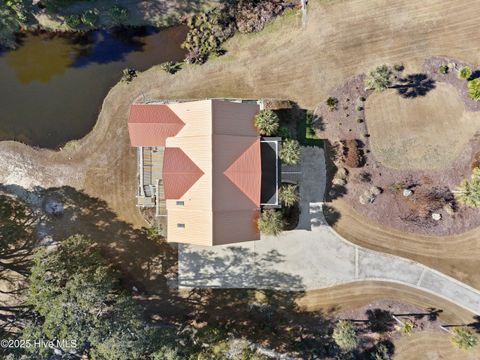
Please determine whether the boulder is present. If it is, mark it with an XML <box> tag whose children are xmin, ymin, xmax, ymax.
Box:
<box><xmin>432</xmin><ymin>213</ymin><xmax>442</xmax><ymax>221</ymax></box>
<box><xmin>403</xmin><ymin>189</ymin><xmax>413</xmax><ymax>197</ymax></box>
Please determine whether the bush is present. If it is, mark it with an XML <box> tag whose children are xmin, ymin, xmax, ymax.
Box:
<box><xmin>342</xmin><ymin>139</ymin><xmax>363</xmax><ymax>168</ymax></box>
<box><xmin>365</xmin><ymin>64</ymin><xmax>393</xmax><ymax>92</ymax></box>
<box><xmin>182</xmin><ymin>9</ymin><xmax>235</xmax><ymax>64</ymax></box>
<box><xmin>254</xmin><ymin>109</ymin><xmax>279</xmax><ymax>136</ymax></box>
<box><xmin>326</xmin><ymin>96</ymin><xmax>338</xmax><ymax>111</ymax></box>
<box><xmin>109</xmin><ymin>5</ymin><xmax>129</xmax><ymax>25</ymax></box>
<box><xmin>159</xmin><ymin>61</ymin><xmax>182</xmax><ymax>74</ymax></box>
<box><xmin>455</xmin><ymin>168</ymin><xmax>480</xmax><ymax>207</ymax></box>
<box><xmin>121</xmin><ymin>68</ymin><xmax>137</xmax><ymax>83</ymax></box>
<box><xmin>81</xmin><ymin>9</ymin><xmax>99</xmax><ymax>27</ymax></box>
<box><xmin>279</xmin><ymin>184</ymin><xmax>298</xmax><ymax>207</ymax></box>
<box><xmin>277</xmin><ymin>126</ymin><xmax>291</xmax><ymax>139</ymax></box>
<box><xmin>438</xmin><ymin>64</ymin><xmax>449</xmax><ymax>74</ymax></box>
<box><xmin>279</xmin><ymin>138</ymin><xmax>301</xmax><ymax>165</ymax></box>
<box><xmin>0</xmin><ymin>5</ymin><xmax>20</xmax><ymax>49</ymax></box>
<box><xmin>332</xmin><ymin>320</ymin><xmax>359</xmax><ymax>351</ymax></box>
<box><xmin>257</xmin><ymin>209</ymin><xmax>284</xmax><ymax>236</ymax></box>
<box><xmin>467</xmin><ymin>78</ymin><xmax>480</xmax><ymax>101</ymax></box>
<box><xmin>235</xmin><ymin>0</ymin><xmax>286</xmax><ymax>33</ymax></box>
<box><xmin>458</xmin><ymin>66</ymin><xmax>472</xmax><ymax>80</ymax></box>
<box><xmin>65</xmin><ymin>14</ymin><xmax>81</xmax><ymax>29</ymax></box>
<box><xmin>450</xmin><ymin>326</ymin><xmax>478</xmax><ymax>350</ymax></box>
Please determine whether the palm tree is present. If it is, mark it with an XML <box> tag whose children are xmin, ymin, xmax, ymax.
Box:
<box><xmin>279</xmin><ymin>184</ymin><xmax>298</xmax><ymax>207</ymax></box>
<box><xmin>254</xmin><ymin>110</ymin><xmax>280</xmax><ymax>136</ymax></box>
<box><xmin>458</xmin><ymin>66</ymin><xmax>472</xmax><ymax>80</ymax></box>
<box><xmin>467</xmin><ymin>78</ymin><xmax>480</xmax><ymax>101</ymax></box>
<box><xmin>365</xmin><ymin>65</ymin><xmax>393</xmax><ymax>92</ymax></box>
<box><xmin>454</xmin><ymin>168</ymin><xmax>480</xmax><ymax>207</ymax></box>
<box><xmin>257</xmin><ymin>209</ymin><xmax>284</xmax><ymax>236</ymax></box>
<box><xmin>450</xmin><ymin>326</ymin><xmax>478</xmax><ymax>350</ymax></box>
<box><xmin>332</xmin><ymin>320</ymin><xmax>359</xmax><ymax>351</ymax></box>
<box><xmin>393</xmin><ymin>317</ymin><xmax>414</xmax><ymax>336</ymax></box>
<box><xmin>279</xmin><ymin>139</ymin><xmax>301</xmax><ymax>165</ymax></box>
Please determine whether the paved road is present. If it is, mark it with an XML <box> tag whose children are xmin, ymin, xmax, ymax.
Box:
<box><xmin>178</xmin><ymin>147</ymin><xmax>480</xmax><ymax>315</ymax></box>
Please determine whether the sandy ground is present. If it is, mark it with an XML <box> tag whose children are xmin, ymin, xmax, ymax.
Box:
<box><xmin>366</xmin><ymin>83</ymin><xmax>480</xmax><ymax>170</ymax></box>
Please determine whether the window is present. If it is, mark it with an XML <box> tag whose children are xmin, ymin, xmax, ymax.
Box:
<box><xmin>177</xmin><ymin>223</ymin><xmax>185</xmax><ymax>229</ymax></box>
<box><xmin>176</xmin><ymin>201</ymin><xmax>184</xmax><ymax>206</ymax></box>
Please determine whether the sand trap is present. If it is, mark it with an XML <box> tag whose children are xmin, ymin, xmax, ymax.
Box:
<box><xmin>365</xmin><ymin>83</ymin><xmax>480</xmax><ymax>170</ymax></box>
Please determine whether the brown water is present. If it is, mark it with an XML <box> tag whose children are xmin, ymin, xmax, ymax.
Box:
<box><xmin>0</xmin><ymin>26</ymin><xmax>187</xmax><ymax>149</ymax></box>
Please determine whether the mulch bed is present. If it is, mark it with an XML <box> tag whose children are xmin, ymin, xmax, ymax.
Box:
<box><xmin>314</xmin><ymin>57</ymin><xmax>480</xmax><ymax>236</ymax></box>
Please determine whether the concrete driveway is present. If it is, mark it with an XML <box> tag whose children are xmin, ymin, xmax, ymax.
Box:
<box><xmin>178</xmin><ymin>147</ymin><xmax>480</xmax><ymax>315</ymax></box>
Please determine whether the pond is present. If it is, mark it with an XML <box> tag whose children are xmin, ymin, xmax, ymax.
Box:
<box><xmin>0</xmin><ymin>25</ymin><xmax>188</xmax><ymax>149</ymax></box>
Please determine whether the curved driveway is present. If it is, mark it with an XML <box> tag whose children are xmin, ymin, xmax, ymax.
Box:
<box><xmin>178</xmin><ymin>147</ymin><xmax>480</xmax><ymax>315</ymax></box>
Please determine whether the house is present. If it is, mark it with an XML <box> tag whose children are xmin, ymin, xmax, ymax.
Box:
<box><xmin>128</xmin><ymin>99</ymin><xmax>280</xmax><ymax>246</ymax></box>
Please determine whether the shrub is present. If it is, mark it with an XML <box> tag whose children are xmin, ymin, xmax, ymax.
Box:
<box><xmin>342</xmin><ymin>139</ymin><xmax>363</xmax><ymax>168</ymax></box>
<box><xmin>277</xmin><ymin>126</ymin><xmax>291</xmax><ymax>139</ymax></box>
<box><xmin>365</xmin><ymin>64</ymin><xmax>393</xmax><ymax>92</ymax></box>
<box><xmin>65</xmin><ymin>14</ymin><xmax>81</xmax><ymax>28</ymax></box>
<box><xmin>279</xmin><ymin>138</ymin><xmax>301</xmax><ymax>165</ymax></box>
<box><xmin>395</xmin><ymin>319</ymin><xmax>414</xmax><ymax>336</ymax></box>
<box><xmin>121</xmin><ymin>68</ymin><xmax>137</xmax><ymax>83</ymax></box>
<box><xmin>182</xmin><ymin>9</ymin><xmax>235</xmax><ymax>64</ymax></box>
<box><xmin>371</xmin><ymin>344</ymin><xmax>390</xmax><ymax>360</ymax></box>
<box><xmin>438</xmin><ymin>64</ymin><xmax>449</xmax><ymax>74</ymax></box>
<box><xmin>393</xmin><ymin>64</ymin><xmax>404</xmax><ymax>72</ymax></box>
<box><xmin>109</xmin><ymin>5</ymin><xmax>129</xmax><ymax>25</ymax></box>
<box><xmin>159</xmin><ymin>61</ymin><xmax>181</xmax><ymax>74</ymax></box>
<box><xmin>467</xmin><ymin>78</ymin><xmax>480</xmax><ymax>101</ymax></box>
<box><xmin>455</xmin><ymin>168</ymin><xmax>480</xmax><ymax>207</ymax></box>
<box><xmin>0</xmin><ymin>5</ymin><xmax>20</xmax><ymax>49</ymax></box>
<box><xmin>257</xmin><ymin>209</ymin><xmax>284</xmax><ymax>236</ymax></box>
<box><xmin>279</xmin><ymin>184</ymin><xmax>298</xmax><ymax>207</ymax></box>
<box><xmin>332</xmin><ymin>320</ymin><xmax>359</xmax><ymax>351</ymax></box>
<box><xmin>458</xmin><ymin>66</ymin><xmax>472</xmax><ymax>80</ymax></box>
<box><xmin>254</xmin><ymin>109</ymin><xmax>279</xmax><ymax>136</ymax></box>
<box><xmin>235</xmin><ymin>0</ymin><xmax>286</xmax><ymax>33</ymax></box>
<box><xmin>326</xmin><ymin>96</ymin><xmax>338</xmax><ymax>111</ymax></box>
<box><xmin>81</xmin><ymin>9</ymin><xmax>99</xmax><ymax>27</ymax></box>
<box><xmin>450</xmin><ymin>326</ymin><xmax>478</xmax><ymax>350</ymax></box>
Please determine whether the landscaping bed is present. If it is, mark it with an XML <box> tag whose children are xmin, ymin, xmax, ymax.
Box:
<box><xmin>316</xmin><ymin>57</ymin><xmax>480</xmax><ymax>236</ymax></box>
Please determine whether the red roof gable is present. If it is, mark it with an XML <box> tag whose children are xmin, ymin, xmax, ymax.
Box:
<box><xmin>128</xmin><ymin>104</ymin><xmax>184</xmax><ymax>147</ymax></box>
<box><xmin>223</xmin><ymin>138</ymin><xmax>261</xmax><ymax>207</ymax></box>
<box><xmin>163</xmin><ymin>148</ymin><xmax>204</xmax><ymax>199</ymax></box>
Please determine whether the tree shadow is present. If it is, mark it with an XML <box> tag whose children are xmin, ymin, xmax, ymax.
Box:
<box><xmin>366</xmin><ymin>309</ymin><xmax>395</xmax><ymax>333</ymax></box>
<box><xmin>393</xmin><ymin>73</ymin><xmax>436</xmax><ymax>98</ymax></box>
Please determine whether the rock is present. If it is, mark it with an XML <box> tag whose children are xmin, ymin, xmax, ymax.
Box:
<box><xmin>333</xmin><ymin>177</ymin><xmax>346</xmax><ymax>186</ymax></box>
<box><xmin>370</xmin><ymin>186</ymin><xmax>382</xmax><ymax>196</ymax></box>
<box><xmin>359</xmin><ymin>186</ymin><xmax>382</xmax><ymax>204</ymax></box>
<box><xmin>359</xmin><ymin>194</ymin><xmax>368</xmax><ymax>205</ymax></box>
<box><xmin>337</xmin><ymin>167</ymin><xmax>349</xmax><ymax>179</ymax></box>
<box><xmin>432</xmin><ymin>213</ymin><xmax>442</xmax><ymax>221</ymax></box>
<box><xmin>45</xmin><ymin>199</ymin><xmax>64</xmax><ymax>215</ymax></box>
<box><xmin>403</xmin><ymin>189</ymin><xmax>413</xmax><ymax>197</ymax></box>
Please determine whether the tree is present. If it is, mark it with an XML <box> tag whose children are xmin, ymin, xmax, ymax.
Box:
<box><xmin>467</xmin><ymin>78</ymin><xmax>480</xmax><ymax>101</ymax></box>
<box><xmin>257</xmin><ymin>209</ymin><xmax>284</xmax><ymax>236</ymax></box>
<box><xmin>365</xmin><ymin>65</ymin><xmax>393</xmax><ymax>92</ymax></box>
<box><xmin>454</xmin><ymin>168</ymin><xmax>480</xmax><ymax>207</ymax></box>
<box><xmin>332</xmin><ymin>320</ymin><xmax>359</xmax><ymax>351</ymax></box>
<box><xmin>371</xmin><ymin>343</ymin><xmax>390</xmax><ymax>360</ymax></box>
<box><xmin>279</xmin><ymin>184</ymin><xmax>298</xmax><ymax>207</ymax></box>
<box><xmin>23</xmin><ymin>235</ymin><xmax>161</xmax><ymax>359</ymax></box>
<box><xmin>279</xmin><ymin>139</ymin><xmax>301</xmax><ymax>165</ymax></box>
<box><xmin>254</xmin><ymin>109</ymin><xmax>280</xmax><ymax>136</ymax></box>
<box><xmin>458</xmin><ymin>66</ymin><xmax>472</xmax><ymax>80</ymax></box>
<box><xmin>450</xmin><ymin>326</ymin><xmax>478</xmax><ymax>350</ymax></box>
<box><xmin>0</xmin><ymin>5</ymin><xmax>20</xmax><ymax>49</ymax></box>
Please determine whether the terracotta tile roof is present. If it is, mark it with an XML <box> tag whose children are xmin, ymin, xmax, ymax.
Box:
<box><xmin>128</xmin><ymin>104</ymin><xmax>184</xmax><ymax>146</ymax></box>
<box><xmin>223</xmin><ymin>138</ymin><xmax>261</xmax><ymax>207</ymax></box>
<box><xmin>163</xmin><ymin>147</ymin><xmax>204</xmax><ymax>199</ymax></box>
